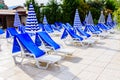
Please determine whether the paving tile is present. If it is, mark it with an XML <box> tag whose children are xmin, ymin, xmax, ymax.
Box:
<box><xmin>6</xmin><ymin>72</ymin><xmax>33</xmax><ymax>80</ymax></box>
<box><xmin>90</xmin><ymin>61</ymin><xmax>108</xmax><ymax>68</ymax></box>
<box><xmin>0</xmin><ymin>77</ymin><xmax>4</xmax><ymax>80</ymax></box>
<box><xmin>79</xmin><ymin>59</ymin><xmax>94</xmax><ymax>65</ymax></box>
<box><xmin>50</xmin><ymin>63</ymin><xmax>88</xmax><ymax>80</ymax></box>
<box><xmin>97</xmin><ymin>69</ymin><xmax>120</xmax><ymax>80</ymax></box>
<box><xmin>33</xmin><ymin>70</ymin><xmax>60</xmax><ymax>80</ymax></box>
<box><xmin>95</xmin><ymin>55</ymin><xmax>113</xmax><ymax>63</ymax></box>
<box><xmin>106</xmin><ymin>63</ymin><xmax>120</xmax><ymax>71</ymax></box>
<box><xmin>84</xmin><ymin>65</ymin><xmax>104</xmax><ymax>74</ymax></box>
<box><xmin>0</xmin><ymin>67</ymin><xmax>26</xmax><ymax>78</ymax></box>
<box><xmin>73</xmin><ymin>71</ymin><xmax>99</xmax><ymax>80</ymax></box>
<box><xmin>51</xmin><ymin>70</ymin><xmax>77</xmax><ymax>80</ymax></box>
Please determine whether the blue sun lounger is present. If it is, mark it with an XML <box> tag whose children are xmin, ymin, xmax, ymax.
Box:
<box><xmin>51</xmin><ymin>24</ymin><xmax>61</xmax><ymax>32</ymax></box>
<box><xmin>6</xmin><ymin>27</ymin><xmax>19</xmax><ymax>43</ymax></box>
<box><xmin>96</xmin><ymin>23</ymin><xmax>110</xmax><ymax>31</ymax></box>
<box><xmin>44</xmin><ymin>24</ymin><xmax>54</xmax><ymax>33</ymax></box>
<box><xmin>35</xmin><ymin>31</ymin><xmax>75</xmax><ymax>56</ymax></box>
<box><xmin>84</xmin><ymin>24</ymin><xmax>102</xmax><ymax>34</ymax></box>
<box><xmin>62</xmin><ymin>24</ymin><xmax>96</xmax><ymax>46</ymax></box>
<box><xmin>6</xmin><ymin>27</ymin><xmax>19</xmax><ymax>38</ymax></box>
<box><xmin>0</xmin><ymin>28</ymin><xmax>5</xmax><ymax>38</ymax></box>
<box><xmin>0</xmin><ymin>28</ymin><xmax>4</xmax><ymax>34</ymax></box>
<box><xmin>12</xmin><ymin>33</ymin><xmax>61</xmax><ymax>69</ymax></box>
<box><xmin>62</xmin><ymin>24</ymin><xmax>83</xmax><ymax>41</ymax></box>
<box><xmin>61</xmin><ymin>24</ymin><xmax>85</xmax><ymax>46</ymax></box>
<box><xmin>0</xmin><ymin>28</ymin><xmax>4</xmax><ymax>50</ymax></box>
<box><xmin>85</xmin><ymin>25</ymin><xmax>109</xmax><ymax>38</ymax></box>
<box><xmin>76</xmin><ymin>27</ymin><xmax>91</xmax><ymax>38</ymax></box>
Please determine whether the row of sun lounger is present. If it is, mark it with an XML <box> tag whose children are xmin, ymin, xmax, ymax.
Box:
<box><xmin>0</xmin><ymin>21</ymin><xmax>116</xmax><ymax>69</ymax></box>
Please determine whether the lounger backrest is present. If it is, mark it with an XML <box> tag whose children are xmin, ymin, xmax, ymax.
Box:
<box><xmin>97</xmin><ymin>23</ymin><xmax>109</xmax><ymax>30</ymax></box>
<box><xmin>44</xmin><ymin>24</ymin><xmax>54</xmax><ymax>33</ymax></box>
<box><xmin>6</xmin><ymin>27</ymin><xmax>18</xmax><ymax>38</ymax></box>
<box><xmin>13</xmin><ymin>33</ymin><xmax>45</xmax><ymax>58</ymax></box>
<box><xmin>0</xmin><ymin>28</ymin><xmax>4</xmax><ymax>34</ymax></box>
<box><xmin>85</xmin><ymin>25</ymin><xmax>94</xmax><ymax>32</ymax></box>
<box><xmin>36</xmin><ymin>32</ymin><xmax>60</xmax><ymax>50</ymax></box>
<box><xmin>87</xmin><ymin>25</ymin><xmax>100</xmax><ymax>32</ymax></box>
<box><xmin>76</xmin><ymin>27</ymin><xmax>91</xmax><ymax>38</ymax></box>
<box><xmin>55</xmin><ymin>22</ymin><xmax>63</xmax><ymax>29</ymax></box>
<box><xmin>66</xmin><ymin>23</ymin><xmax>73</xmax><ymax>29</ymax></box>
<box><xmin>68</xmin><ymin>28</ymin><xmax>83</xmax><ymax>41</ymax></box>
<box><xmin>61</xmin><ymin>29</ymin><xmax>68</xmax><ymax>39</ymax></box>
<box><xmin>62</xmin><ymin>24</ymin><xmax>83</xmax><ymax>41</ymax></box>
<box><xmin>101</xmin><ymin>24</ymin><xmax>111</xmax><ymax>29</ymax></box>
<box><xmin>51</xmin><ymin>24</ymin><xmax>60</xmax><ymax>32</ymax></box>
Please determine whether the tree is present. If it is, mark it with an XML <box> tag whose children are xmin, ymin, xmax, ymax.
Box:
<box><xmin>62</xmin><ymin>0</ymin><xmax>89</xmax><ymax>24</ymax></box>
<box><xmin>87</xmin><ymin>0</ymin><xmax>105</xmax><ymax>24</ymax></box>
<box><xmin>0</xmin><ymin>4</ymin><xmax>4</xmax><ymax>9</ymax></box>
<box><xmin>44</xmin><ymin>0</ymin><xmax>62</xmax><ymax>23</ymax></box>
<box><xmin>78</xmin><ymin>0</ymin><xmax>89</xmax><ymax>21</ymax></box>
<box><xmin>113</xmin><ymin>8</ymin><xmax>120</xmax><ymax>23</ymax></box>
<box><xmin>105</xmin><ymin>0</ymin><xmax>116</xmax><ymax>11</ymax></box>
<box><xmin>24</xmin><ymin>0</ymin><xmax>41</xmax><ymax>23</ymax></box>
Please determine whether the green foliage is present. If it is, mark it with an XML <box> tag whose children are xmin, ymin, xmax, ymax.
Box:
<box><xmin>0</xmin><ymin>4</ymin><xmax>4</xmax><ymax>9</ymax></box>
<box><xmin>78</xmin><ymin>0</ymin><xmax>89</xmax><ymax>21</ymax></box>
<box><xmin>40</xmin><ymin>0</ymin><xmax>62</xmax><ymax>23</ymax></box>
<box><xmin>43</xmin><ymin>0</ymin><xmax>62</xmax><ymax>23</ymax></box>
<box><xmin>90</xmin><ymin>8</ymin><xmax>100</xmax><ymax>24</ymax></box>
<box><xmin>62</xmin><ymin>0</ymin><xmax>88</xmax><ymax>24</ymax></box>
<box><xmin>87</xmin><ymin>0</ymin><xmax>105</xmax><ymax>24</ymax></box>
<box><xmin>105</xmin><ymin>0</ymin><xmax>116</xmax><ymax>11</ymax></box>
<box><xmin>113</xmin><ymin>8</ymin><xmax>120</xmax><ymax>29</ymax></box>
<box><xmin>114</xmin><ymin>0</ymin><xmax>120</xmax><ymax>10</ymax></box>
<box><xmin>113</xmin><ymin>8</ymin><xmax>120</xmax><ymax>23</ymax></box>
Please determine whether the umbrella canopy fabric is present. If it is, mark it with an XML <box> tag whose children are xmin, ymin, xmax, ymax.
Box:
<box><xmin>73</xmin><ymin>9</ymin><xmax>82</xmax><ymax>28</ymax></box>
<box><xmin>13</xmin><ymin>12</ymin><xmax>21</xmax><ymax>29</ymax></box>
<box><xmin>25</xmin><ymin>3</ymin><xmax>39</xmax><ymax>33</ymax></box>
<box><xmin>43</xmin><ymin>15</ymin><xmax>48</xmax><ymax>25</ymax></box>
<box><xmin>107</xmin><ymin>13</ymin><xmax>113</xmax><ymax>23</ymax></box>
<box><xmin>86</xmin><ymin>11</ymin><xmax>94</xmax><ymax>25</ymax></box>
<box><xmin>82</xmin><ymin>14</ymin><xmax>88</xmax><ymax>26</ymax></box>
<box><xmin>84</xmin><ymin>14</ymin><xmax>88</xmax><ymax>23</ymax></box>
<box><xmin>98</xmin><ymin>11</ymin><xmax>105</xmax><ymax>23</ymax></box>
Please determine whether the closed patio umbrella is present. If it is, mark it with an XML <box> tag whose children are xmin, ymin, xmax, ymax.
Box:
<box><xmin>25</xmin><ymin>3</ymin><xmax>39</xmax><ymax>34</ymax></box>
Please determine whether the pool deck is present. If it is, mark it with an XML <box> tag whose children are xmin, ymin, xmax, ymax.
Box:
<box><xmin>0</xmin><ymin>30</ymin><xmax>120</xmax><ymax>80</ymax></box>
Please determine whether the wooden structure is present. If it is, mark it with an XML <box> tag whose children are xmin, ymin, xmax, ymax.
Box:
<box><xmin>0</xmin><ymin>6</ymin><xmax>27</xmax><ymax>29</ymax></box>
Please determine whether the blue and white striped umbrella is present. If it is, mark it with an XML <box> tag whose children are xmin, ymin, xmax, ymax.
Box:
<box><xmin>107</xmin><ymin>13</ymin><xmax>112</xmax><ymax>23</ymax></box>
<box><xmin>25</xmin><ymin>3</ymin><xmax>39</xmax><ymax>33</ymax></box>
<box><xmin>14</xmin><ymin>11</ymin><xmax>21</xmax><ymax>30</ymax></box>
<box><xmin>83</xmin><ymin>14</ymin><xmax>88</xmax><ymax>25</ymax></box>
<box><xmin>43</xmin><ymin>15</ymin><xmax>48</xmax><ymax>24</ymax></box>
<box><xmin>73</xmin><ymin>9</ymin><xmax>82</xmax><ymax>28</ymax></box>
<box><xmin>86</xmin><ymin>11</ymin><xmax>94</xmax><ymax>25</ymax></box>
<box><xmin>98</xmin><ymin>11</ymin><xmax>105</xmax><ymax>23</ymax></box>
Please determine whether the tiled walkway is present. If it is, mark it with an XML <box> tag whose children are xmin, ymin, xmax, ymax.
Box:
<box><xmin>0</xmin><ymin>30</ymin><xmax>120</xmax><ymax>80</ymax></box>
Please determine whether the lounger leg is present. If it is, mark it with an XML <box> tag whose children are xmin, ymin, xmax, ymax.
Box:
<box><xmin>35</xmin><ymin>60</ymin><xmax>50</xmax><ymax>69</ymax></box>
<box><xmin>13</xmin><ymin>56</ymin><xmax>17</xmax><ymax>64</ymax></box>
<box><xmin>12</xmin><ymin>56</ymin><xmax>25</xmax><ymax>64</ymax></box>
